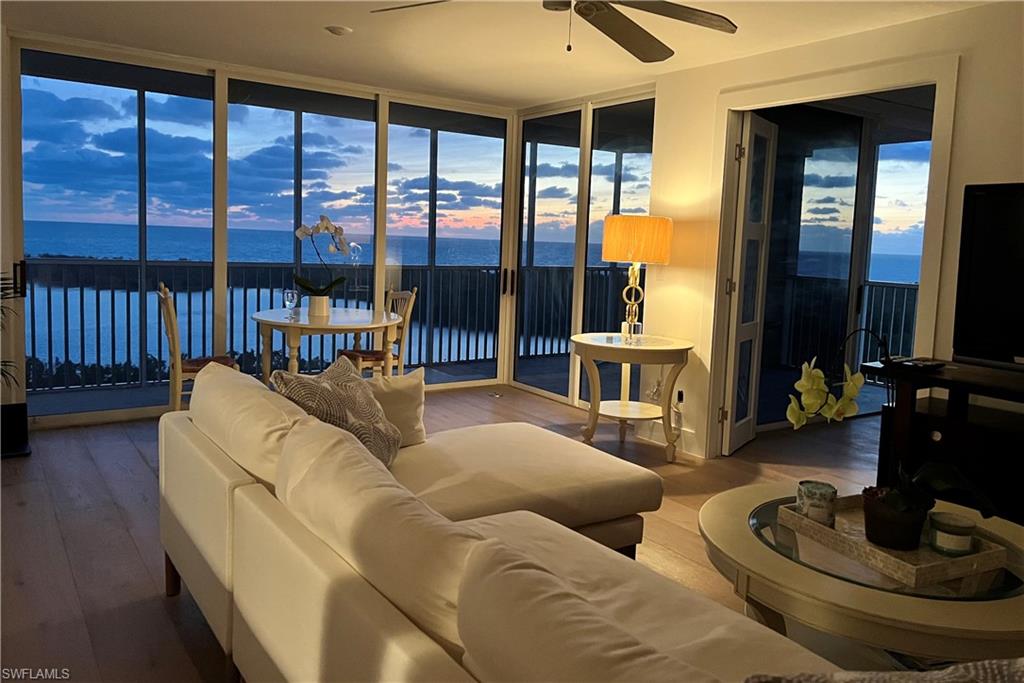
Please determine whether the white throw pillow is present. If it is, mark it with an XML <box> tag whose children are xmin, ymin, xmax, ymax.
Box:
<box><xmin>188</xmin><ymin>362</ymin><xmax>306</xmax><ymax>484</ymax></box>
<box><xmin>277</xmin><ymin>417</ymin><xmax>483</xmax><ymax>656</ymax></box>
<box><xmin>458</xmin><ymin>539</ymin><xmax>720</xmax><ymax>683</ymax></box>
<box><xmin>366</xmin><ymin>368</ymin><xmax>426</xmax><ymax>447</ymax></box>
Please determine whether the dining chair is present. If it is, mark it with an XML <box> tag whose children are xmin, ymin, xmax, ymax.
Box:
<box><xmin>341</xmin><ymin>287</ymin><xmax>417</xmax><ymax>377</ymax></box>
<box><xmin>157</xmin><ymin>282</ymin><xmax>239</xmax><ymax>410</ymax></box>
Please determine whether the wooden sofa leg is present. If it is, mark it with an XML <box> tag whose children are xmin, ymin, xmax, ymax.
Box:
<box><xmin>616</xmin><ymin>544</ymin><xmax>637</xmax><ymax>560</ymax></box>
<box><xmin>165</xmin><ymin>552</ymin><xmax>181</xmax><ymax>597</ymax></box>
<box><xmin>225</xmin><ymin>654</ymin><xmax>241</xmax><ymax>683</ymax></box>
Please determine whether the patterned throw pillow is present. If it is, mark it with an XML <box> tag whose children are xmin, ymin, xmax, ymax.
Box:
<box><xmin>270</xmin><ymin>357</ymin><xmax>402</xmax><ymax>467</ymax></box>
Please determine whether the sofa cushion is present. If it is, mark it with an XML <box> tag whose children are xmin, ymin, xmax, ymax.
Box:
<box><xmin>458</xmin><ymin>538</ymin><xmax>721</xmax><ymax>683</ymax></box>
<box><xmin>390</xmin><ymin>422</ymin><xmax>663</xmax><ymax>528</ymax></box>
<box><xmin>271</xmin><ymin>356</ymin><xmax>402</xmax><ymax>467</ymax></box>
<box><xmin>188</xmin><ymin>362</ymin><xmax>306</xmax><ymax>484</ymax></box>
<box><xmin>276</xmin><ymin>417</ymin><xmax>483</xmax><ymax>656</ymax></box>
<box><xmin>366</xmin><ymin>368</ymin><xmax>427</xmax><ymax>447</ymax></box>
<box><xmin>461</xmin><ymin>511</ymin><xmax>840</xmax><ymax>681</ymax></box>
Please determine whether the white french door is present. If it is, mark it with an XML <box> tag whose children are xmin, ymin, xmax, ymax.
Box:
<box><xmin>723</xmin><ymin>112</ymin><xmax>778</xmax><ymax>454</ymax></box>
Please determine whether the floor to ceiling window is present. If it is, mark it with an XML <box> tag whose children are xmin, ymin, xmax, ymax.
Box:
<box><xmin>514</xmin><ymin>110</ymin><xmax>582</xmax><ymax>397</ymax></box>
<box><xmin>387</xmin><ymin>103</ymin><xmax>505</xmax><ymax>383</ymax></box>
<box><xmin>227</xmin><ymin>81</ymin><xmax>376</xmax><ymax>376</ymax></box>
<box><xmin>20</xmin><ymin>50</ymin><xmax>214</xmax><ymax>415</ymax></box>
<box><xmin>580</xmin><ymin>99</ymin><xmax>654</xmax><ymax>404</ymax></box>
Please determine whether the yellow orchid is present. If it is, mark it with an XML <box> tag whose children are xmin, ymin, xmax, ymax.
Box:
<box><xmin>786</xmin><ymin>395</ymin><xmax>807</xmax><ymax>430</ymax></box>
<box><xmin>786</xmin><ymin>358</ymin><xmax>861</xmax><ymax>429</ymax></box>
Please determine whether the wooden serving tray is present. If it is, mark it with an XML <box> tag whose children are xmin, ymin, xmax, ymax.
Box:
<box><xmin>777</xmin><ymin>495</ymin><xmax>1007</xmax><ymax>588</ymax></box>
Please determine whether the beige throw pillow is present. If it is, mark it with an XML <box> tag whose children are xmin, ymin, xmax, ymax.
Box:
<box><xmin>366</xmin><ymin>368</ymin><xmax>426</xmax><ymax>447</ymax></box>
<box><xmin>271</xmin><ymin>356</ymin><xmax>401</xmax><ymax>467</ymax></box>
<box><xmin>277</xmin><ymin>418</ymin><xmax>484</xmax><ymax>656</ymax></box>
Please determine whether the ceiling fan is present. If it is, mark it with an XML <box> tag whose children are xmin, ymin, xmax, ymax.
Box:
<box><xmin>369</xmin><ymin>1</ymin><xmax>737</xmax><ymax>63</ymax></box>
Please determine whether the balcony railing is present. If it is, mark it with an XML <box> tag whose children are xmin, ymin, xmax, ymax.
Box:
<box><xmin>24</xmin><ymin>259</ymin><xmax>919</xmax><ymax>399</ymax></box>
<box><xmin>24</xmin><ymin>258</ymin><xmax>633</xmax><ymax>395</ymax></box>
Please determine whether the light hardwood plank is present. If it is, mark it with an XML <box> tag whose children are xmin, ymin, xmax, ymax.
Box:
<box><xmin>1</xmin><ymin>480</ymin><xmax>101</xmax><ymax>680</ymax></box>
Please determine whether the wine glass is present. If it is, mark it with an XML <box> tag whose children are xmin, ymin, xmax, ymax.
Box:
<box><xmin>283</xmin><ymin>289</ymin><xmax>299</xmax><ymax>310</ymax></box>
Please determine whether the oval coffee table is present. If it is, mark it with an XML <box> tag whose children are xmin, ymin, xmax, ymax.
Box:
<box><xmin>699</xmin><ymin>482</ymin><xmax>1024</xmax><ymax>661</ymax></box>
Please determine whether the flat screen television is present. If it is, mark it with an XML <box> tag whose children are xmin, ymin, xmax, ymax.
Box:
<box><xmin>953</xmin><ymin>183</ymin><xmax>1024</xmax><ymax>369</ymax></box>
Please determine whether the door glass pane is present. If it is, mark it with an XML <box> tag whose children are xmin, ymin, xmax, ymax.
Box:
<box><xmin>20</xmin><ymin>50</ymin><xmax>215</xmax><ymax>414</ymax></box>
<box><xmin>735</xmin><ymin>339</ymin><xmax>753</xmax><ymax>422</ymax></box>
<box><xmin>226</xmin><ymin>100</ymin><xmax>295</xmax><ymax>374</ymax></box>
<box><xmin>756</xmin><ymin>106</ymin><xmax>860</xmax><ymax>424</ymax></box>
<box><xmin>387</xmin><ymin>103</ymin><xmax>505</xmax><ymax>383</ymax></box>
<box><xmin>515</xmin><ymin>111</ymin><xmax>581</xmax><ymax>396</ymax></box>
<box><xmin>740</xmin><ymin>238</ymin><xmax>761</xmax><ymax>324</ymax></box>
<box><xmin>747</xmin><ymin>133</ymin><xmax>769</xmax><ymax>223</ymax></box>
<box><xmin>580</xmin><ymin>99</ymin><xmax>654</xmax><ymax>403</ymax></box>
<box><xmin>300</xmin><ymin>111</ymin><xmax>376</xmax><ymax>369</ymax></box>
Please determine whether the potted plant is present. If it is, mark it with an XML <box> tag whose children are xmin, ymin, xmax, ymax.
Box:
<box><xmin>293</xmin><ymin>215</ymin><xmax>350</xmax><ymax>317</ymax></box>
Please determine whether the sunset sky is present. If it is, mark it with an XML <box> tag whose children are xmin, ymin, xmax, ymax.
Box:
<box><xmin>23</xmin><ymin>75</ymin><xmax>926</xmax><ymax>265</ymax></box>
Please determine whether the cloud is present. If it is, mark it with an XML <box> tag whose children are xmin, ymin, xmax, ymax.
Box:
<box><xmin>804</xmin><ymin>173</ymin><xmax>856</xmax><ymax>188</ymax></box>
<box><xmin>535</xmin><ymin>162</ymin><xmax>578</xmax><ymax>178</ymax></box>
<box><xmin>409</xmin><ymin>128</ymin><xmax>430</xmax><ymax>138</ymax></box>
<box><xmin>387</xmin><ymin>162</ymin><xmax>403</xmax><ymax>171</ymax></box>
<box><xmin>23</xmin><ymin>88</ymin><xmax>123</xmax><ymax>123</ymax></box>
<box><xmin>888</xmin><ymin>199</ymin><xmax>909</xmax><ymax>208</ymax></box>
<box><xmin>537</xmin><ymin>186</ymin><xmax>571</xmax><ymax>199</ymax></box>
<box><xmin>805</xmin><ymin>207</ymin><xmax>839</xmax><ymax>216</ymax></box>
<box><xmin>620</xmin><ymin>207</ymin><xmax>646</xmax><ymax>214</ymax></box>
<box><xmin>145</xmin><ymin>95</ymin><xmax>226</xmax><ymax>126</ymax></box>
<box><xmin>808</xmin><ymin>196</ymin><xmax>838</xmax><ymax>204</ymax></box>
<box><xmin>874</xmin><ymin>216</ymin><xmax>884</xmax><ymax>225</ymax></box>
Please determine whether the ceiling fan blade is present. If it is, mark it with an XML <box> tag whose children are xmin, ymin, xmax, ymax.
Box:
<box><xmin>610</xmin><ymin>1</ymin><xmax>737</xmax><ymax>34</ymax></box>
<box><xmin>542</xmin><ymin>0</ymin><xmax>572</xmax><ymax>10</ymax></box>
<box><xmin>370</xmin><ymin>0</ymin><xmax>450</xmax><ymax>14</ymax></box>
<box><xmin>575</xmin><ymin>1</ymin><xmax>674</xmax><ymax>63</ymax></box>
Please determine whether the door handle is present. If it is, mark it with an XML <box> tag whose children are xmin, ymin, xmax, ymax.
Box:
<box><xmin>855</xmin><ymin>284</ymin><xmax>865</xmax><ymax>315</ymax></box>
<box><xmin>12</xmin><ymin>259</ymin><xmax>27</xmax><ymax>297</ymax></box>
<box><xmin>501</xmin><ymin>268</ymin><xmax>508</xmax><ymax>295</ymax></box>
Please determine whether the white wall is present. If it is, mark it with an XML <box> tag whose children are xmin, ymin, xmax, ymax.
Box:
<box><xmin>644</xmin><ymin>2</ymin><xmax>1024</xmax><ymax>458</ymax></box>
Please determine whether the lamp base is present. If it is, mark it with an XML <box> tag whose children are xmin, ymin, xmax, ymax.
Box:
<box><xmin>621</xmin><ymin>262</ymin><xmax>644</xmax><ymax>344</ymax></box>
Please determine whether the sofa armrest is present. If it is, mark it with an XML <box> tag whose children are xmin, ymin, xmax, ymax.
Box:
<box><xmin>232</xmin><ymin>485</ymin><xmax>474</xmax><ymax>683</ymax></box>
<box><xmin>159</xmin><ymin>411</ymin><xmax>256</xmax><ymax>585</ymax></box>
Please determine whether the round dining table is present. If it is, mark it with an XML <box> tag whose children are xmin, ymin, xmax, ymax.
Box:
<box><xmin>252</xmin><ymin>307</ymin><xmax>402</xmax><ymax>383</ymax></box>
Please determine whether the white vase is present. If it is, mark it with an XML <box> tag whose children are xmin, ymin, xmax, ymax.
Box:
<box><xmin>308</xmin><ymin>295</ymin><xmax>330</xmax><ymax>318</ymax></box>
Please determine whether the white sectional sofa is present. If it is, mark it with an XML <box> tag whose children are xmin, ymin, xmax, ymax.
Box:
<box><xmin>159</xmin><ymin>364</ymin><xmax>664</xmax><ymax>658</ymax></box>
<box><xmin>229</xmin><ymin>417</ymin><xmax>838</xmax><ymax>682</ymax></box>
<box><xmin>160</xmin><ymin>364</ymin><xmax>838</xmax><ymax>681</ymax></box>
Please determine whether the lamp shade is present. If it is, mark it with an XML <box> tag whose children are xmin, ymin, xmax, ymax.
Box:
<box><xmin>601</xmin><ymin>215</ymin><xmax>673</xmax><ymax>265</ymax></box>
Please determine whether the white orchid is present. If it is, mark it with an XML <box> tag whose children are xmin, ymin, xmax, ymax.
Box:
<box><xmin>292</xmin><ymin>215</ymin><xmax>351</xmax><ymax>296</ymax></box>
<box><xmin>786</xmin><ymin>358</ymin><xmax>865</xmax><ymax>430</ymax></box>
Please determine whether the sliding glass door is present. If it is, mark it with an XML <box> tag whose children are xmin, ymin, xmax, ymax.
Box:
<box><xmin>387</xmin><ymin>103</ymin><xmax>506</xmax><ymax>383</ymax></box>
<box><xmin>513</xmin><ymin>110</ymin><xmax>582</xmax><ymax>396</ymax></box>
<box><xmin>227</xmin><ymin>80</ymin><xmax>376</xmax><ymax>376</ymax></box>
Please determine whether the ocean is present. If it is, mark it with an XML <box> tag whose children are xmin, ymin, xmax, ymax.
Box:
<box><xmin>24</xmin><ymin>220</ymin><xmax>922</xmax><ymax>282</ymax></box>
<box><xmin>21</xmin><ymin>219</ymin><xmax>921</xmax><ymax>376</ymax></box>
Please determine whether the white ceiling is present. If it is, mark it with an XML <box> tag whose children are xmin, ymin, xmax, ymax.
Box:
<box><xmin>2</xmin><ymin>1</ymin><xmax>978</xmax><ymax>108</ymax></box>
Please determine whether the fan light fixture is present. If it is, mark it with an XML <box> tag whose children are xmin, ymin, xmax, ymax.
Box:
<box><xmin>325</xmin><ymin>25</ymin><xmax>354</xmax><ymax>36</ymax></box>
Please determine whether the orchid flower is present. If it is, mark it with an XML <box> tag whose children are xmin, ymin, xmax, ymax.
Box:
<box><xmin>786</xmin><ymin>358</ymin><xmax>863</xmax><ymax>430</ymax></box>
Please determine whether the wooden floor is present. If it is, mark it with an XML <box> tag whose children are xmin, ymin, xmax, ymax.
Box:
<box><xmin>2</xmin><ymin>385</ymin><xmax>878</xmax><ymax>682</ymax></box>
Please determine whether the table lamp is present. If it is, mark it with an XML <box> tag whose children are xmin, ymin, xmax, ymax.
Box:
<box><xmin>601</xmin><ymin>214</ymin><xmax>673</xmax><ymax>344</ymax></box>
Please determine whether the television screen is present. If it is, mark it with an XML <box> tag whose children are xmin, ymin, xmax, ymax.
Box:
<box><xmin>953</xmin><ymin>183</ymin><xmax>1024</xmax><ymax>369</ymax></box>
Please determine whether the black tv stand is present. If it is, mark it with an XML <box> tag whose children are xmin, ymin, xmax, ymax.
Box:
<box><xmin>861</xmin><ymin>359</ymin><xmax>1024</xmax><ymax>523</ymax></box>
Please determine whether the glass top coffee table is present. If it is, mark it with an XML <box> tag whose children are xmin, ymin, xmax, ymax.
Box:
<box><xmin>700</xmin><ymin>483</ymin><xmax>1024</xmax><ymax>661</ymax></box>
<box><xmin>750</xmin><ymin>497</ymin><xmax>1024</xmax><ymax>602</ymax></box>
